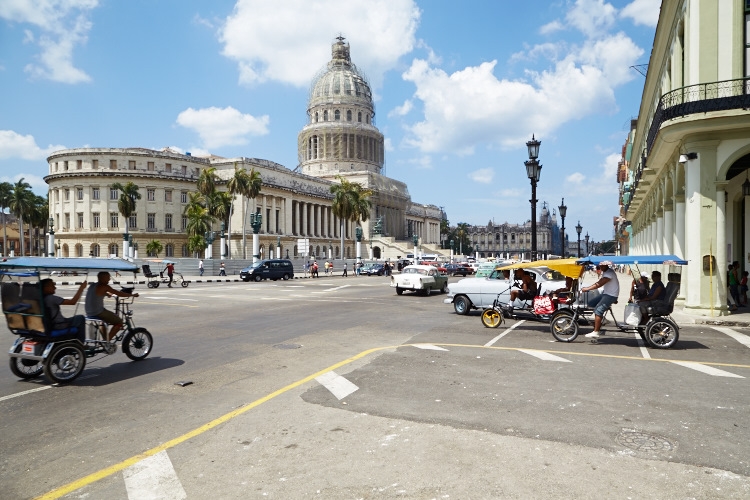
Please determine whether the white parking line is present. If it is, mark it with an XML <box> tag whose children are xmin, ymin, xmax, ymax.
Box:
<box><xmin>711</xmin><ymin>326</ymin><xmax>750</xmax><ymax>348</ymax></box>
<box><xmin>484</xmin><ymin>320</ymin><xmax>525</xmax><ymax>347</ymax></box>
<box><xmin>325</xmin><ymin>285</ymin><xmax>351</xmax><ymax>292</ymax></box>
<box><xmin>0</xmin><ymin>385</ymin><xmax>51</xmax><ymax>402</ymax></box>
<box><xmin>123</xmin><ymin>450</ymin><xmax>186</xmax><ymax>500</ymax></box>
<box><xmin>412</xmin><ymin>344</ymin><xmax>449</xmax><ymax>351</ymax></box>
<box><xmin>315</xmin><ymin>371</ymin><xmax>359</xmax><ymax>400</ymax></box>
<box><xmin>635</xmin><ymin>332</ymin><xmax>651</xmax><ymax>359</ymax></box>
<box><xmin>670</xmin><ymin>361</ymin><xmax>744</xmax><ymax>378</ymax></box>
<box><xmin>518</xmin><ymin>349</ymin><xmax>571</xmax><ymax>362</ymax></box>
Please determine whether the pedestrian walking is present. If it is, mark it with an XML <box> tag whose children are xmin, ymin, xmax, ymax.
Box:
<box><xmin>342</xmin><ymin>262</ymin><xmax>348</xmax><ymax>277</ymax></box>
<box><xmin>219</xmin><ymin>261</ymin><xmax>226</xmax><ymax>276</ymax></box>
<box><xmin>165</xmin><ymin>262</ymin><xmax>175</xmax><ymax>287</ymax></box>
<box><xmin>199</xmin><ymin>259</ymin><xmax>204</xmax><ymax>276</ymax></box>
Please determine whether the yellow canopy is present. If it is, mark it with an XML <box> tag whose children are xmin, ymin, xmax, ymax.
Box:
<box><xmin>497</xmin><ymin>258</ymin><xmax>584</xmax><ymax>279</ymax></box>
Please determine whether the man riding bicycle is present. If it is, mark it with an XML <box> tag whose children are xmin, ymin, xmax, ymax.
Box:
<box><xmin>581</xmin><ymin>263</ymin><xmax>619</xmax><ymax>338</ymax></box>
<box><xmin>85</xmin><ymin>271</ymin><xmax>139</xmax><ymax>346</ymax></box>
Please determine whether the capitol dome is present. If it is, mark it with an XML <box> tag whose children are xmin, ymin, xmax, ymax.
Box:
<box><xmin>308</xmin><ymin>37</ymin><xmax>374</xmax><ymax>115</ymax></box>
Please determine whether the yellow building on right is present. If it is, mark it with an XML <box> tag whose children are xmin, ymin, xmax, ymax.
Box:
<box><xmin>621</xmin><ymin>0</ymin><xmax>750</xmax><ymax>316</ymax></box>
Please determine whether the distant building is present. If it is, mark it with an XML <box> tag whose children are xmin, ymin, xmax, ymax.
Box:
<box><xmin>44</xmin><ymin>38</ymin><xmax>442</xmax><ymax>261</ymax></box>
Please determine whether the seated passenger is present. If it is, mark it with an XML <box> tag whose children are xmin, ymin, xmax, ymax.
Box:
<box><xmin>85</xmin><ymin>271</ymin><xmax>139</xmax><ymax>345</ymax></box>
<box><xmin>552</xmin><ymin>276</ymin><xmax>576</xmax><ymax>297</ymax></box>
<box><xmin>637</xmin><ymin>271</ymin><xmax>665</xmax><ymax>303</ymax></box>
<box><xmin>41</xmin><ymin>278</ymin><xmax>87</xmax><ymax>342</ymax></box>
<box><xmin>510</xmin><ymin>270</ymin><xmax>537</xmax><ymax>304</ymax></box>
<box><xmin>628</xmin><ymin>272</ymin><xmax>650</xmax><ymax>303</ymax></box>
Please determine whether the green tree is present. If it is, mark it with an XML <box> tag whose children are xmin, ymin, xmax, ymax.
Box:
<box><xmin>330</xmin><ymin>175</ymin><xmax>372</xmax><ymax>259</ymax></box>
<box><xmin>0</xmin><ymin>181</ymin><xmax>12</xmax><ymax>256</ymax></box>
<box><xmin>146</xmin><ymin>239</ymin><xmax>163</xmax><ymax>257</ymax></box>
<box><xmin>226</xmin><ymin>164</ymin><xmax>262</xmax><ymax>259</ymax></box>
<box><xmin>9</xmin><ymin>178</ymin><xmax>33</xmax><ymax>255</ymax></box>
<box><xmin>29</xmin><ymin>195</ymin><xmax>48</xmax><ymax>256</ymax></box>
<box><xmin>196</xmin><ymin>167</ymin><xmax>218</xmax><ymax>197</ymax></box>
<box><xmin>187</xmin><ymin>234</ymin><xmax>207</xmax><ymax>257</ymax></box>
<box><xmin>111</xmin><ymin>182</ymin><xmax>141</xmax><ymax>243</ymax></box>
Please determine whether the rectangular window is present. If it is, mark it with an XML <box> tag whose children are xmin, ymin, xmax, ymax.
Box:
<box><xmin>64</xmin><ymin>189</ymin><xmax>70</xmax><ymax>201</ymax></box>
<box><xmin>92</xmin><ymin>159</ymin><xmax>99</xmax><ymax>169</ymax></box>
<box><xmin>64</xmin><ymin>213</ymin><xmax>70</xmax><ymax>229</ymax></box>
<box><xmin>110</xmin><ymin>159</ymin><xmax>117</xmax><ymax>170</ymax></box>
<box><xmin>77</xmin><ymin>212</ymin><xmax>83</xmax><ymax>228</ymax></box>
<box><xmin>181</xmin><ymin>165</ymin><xmax>187</xmax><ymax>175</ymax></box>
<box><xmin>55</xmin><ymin>189</ymin><xmax>59</xmax><ymax>201</ymax></box>
<box><xmin>147</xmin><ymin>188</ymin><xmax>155</xmax><ymax>201</ymax></box>
<box><xmin>64</xmin><ymin>161</ymin><xmax>69</xmax><ymax>171</ymax></box>
<box><xmin>182</xmin><ymin>215</ymin><xmax>188</xmax><ymax>230</ymax></box>
<box><xmin>165</xmin><ymin>190</ymin><xmax>172</xmax><ymax>202</ymax></box>
<box><xmin>54</xmin><ymin>162</ymin><xmax>58</xmax><ymax>172</ymax></box>
<box><xmin>181</xmin><ymin>191</ymin><xmax>187</xmax><ymax>203</ymax></box>
<box><xmin>165</xmin><ymin>163</ymin><xmax>172</xmax><ymax>173</ymax></box>
<box><xmin>92</xmin><ymin>187</ymin><xmax>100</xmax><ymax>200</ymax></box>
<box><xmin>165</xmin><ymin>213</ymin><xmax>173</xmax><ymax>230</ymax></box>
<box><xmin>77</xmin><ymin>188</ymin><xmax>83</xmax><ymax>200</ymax></box>
<box><xmin>147</xmin><ymin>213</ymin><xmax>156</xmax><ymax>229</ymax></box>
<box><xmin>110</xmin><ymin>188</ymin><xmax>118</xmax><ymax>200</ymax></box>
<box><xmin>110</xmin><ymin>212</ymin><xmax>119</xmax><ymax>229</ymax></box>
<box><xmin>128</xmin><ymin>160</ymin><xmax>136</xmax><ymax>170</ymax></box>
<box><xmin>93</xmin><ymin>212</ymin><xmax>100</xmax><ymax>229</ymax></box>
<box><xmin>76</xmin><ymin>160</ymin><xmax>82</xmax><ymax>170</ymax></box>
<box><xmin>129</xmin><ymin>215</ymin><xmax>137</xmax><ymax>229</ymax></box>
<box><xmin>147</xmin><ymin>161</ymin><xmax>154</xmax><ymax>171</ymax></box>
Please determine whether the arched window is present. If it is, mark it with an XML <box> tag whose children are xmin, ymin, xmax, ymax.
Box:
<box><xmin>366</xmin><ymin>114</ymin><xmax>370</xmax><ymax>124</ymax></box>
<box><xmin>62</xmin><ymin>244</ymin><xmax>69</xmax><ymax>257</ymax></box>
<box><xmin>182</xmin><ymin>244</ymin><xmax>188</xmax><ymax>257</ymax></box>
<box><xmin>294</xmin><ymin>245</ymin><xmax>298</xmax><ymax>257</ymax></box>
<box><xmin>315</xmin><ymin>245</ymin><xmax>321</xmax><ymax>257</ymax></box>
<box><xmin>75</xmin><ymin>243</ymin><xmax>83</xmax><ymax>257</ymax></box>
<box><xmin>346</xmin><ymin>110</ymin><xmax>352</xmax><ymax>121</ymax></box>
<box><xmin>334</xmin><ymin>110</ymin><xmax>340</xmax><ymax>121</ymax></box>
<box><xmin>324</xmin><ymin>110</ymin><xmax>328</xmax><ymax>121</ymax></box>
<box><xmin>358</xmin><ymin>112</ymin><xmax>362</xmax><ymax>122</ymax></box>
<box><xmin>259</xmin><ymin>244</ymin><xmax>265</xmax><ymax>258</ymax></box>
<box><xmin>165</xmin><ymin>244</ymin><xmax>174</xmax><ymax>257</ymax></box>
<box><xmin>314</xmin><ymin>112</ymin><xmax>318</xmax><ymax>123</ymax></box>
<box><xmin>109</xmin><ymin>243</ymin><xmax>118</xmax><ymax>256</ymax></box>
<box><xmin>90</xmin><ymin>244</ymin><xmax>100</xmax><ymax>257</ymax></box>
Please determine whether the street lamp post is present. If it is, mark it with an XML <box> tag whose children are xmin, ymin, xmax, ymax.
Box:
<box><xmin>450</xmin><ymin>239</ymin><xmax>454</xmax><ymax>263</ymax></box>
<box><xmin>412</xmin><ymin>234</ymin><xmax>418</xmax><ymax>263</ymax></box>
<box><xmin>524</xmin><ymin>135</ymin><xmax>542</xmax><ymax>261</ymax></box>
<box><xmin>355</xmin><ymin>227</ymin><xmax>363</xmax><ymax>264</ymax></box>
<box><xmin>47</xmin><ymin>217</ymin><xmax>55</xmax><ymax>258</ymax></box>
<box><xmin>249</xmin><ymin>213</ymin><xmax>262</xmax><ymax>264</ymax></box>
<box><xmin>576</xmin><ymin>221</ymin><xmax>583</xmax><ymax>258</ymax></box>
<box><xmin>204</xmin><ymin>231</ymin><xmax>215</xmax><ymax>259</ymax></box>
<box><xmin>220</xmin><ymin>222</ymin><xmax>227</xmax><ymax>260</ymax></box>
<box><xmin>558</xmin><ymin>198</ymin><xmax>567</xmax><ymax>257</ymax></box>
<box><xmin>585</xmin><ymin>232</ymin><xmax>590</xmax><ymax>256</ymax></box>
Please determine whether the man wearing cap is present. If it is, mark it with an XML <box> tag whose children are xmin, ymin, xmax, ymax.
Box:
<box><xmin>581</xmin><ymin>263</ymin><xmax>619</xmax><ymax>338</ymax></box>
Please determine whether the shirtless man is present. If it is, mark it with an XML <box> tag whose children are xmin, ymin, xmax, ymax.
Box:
<box><xmin>84</xmin><ymin>272</ymin><xmax>139</xmax><ymax>343</ymax></box>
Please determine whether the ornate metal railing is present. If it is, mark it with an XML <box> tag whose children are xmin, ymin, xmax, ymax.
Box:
<box><xmin>647</xmin><ymin>77</ymin><xmax>750</xmax><ymax>153</ymax></box>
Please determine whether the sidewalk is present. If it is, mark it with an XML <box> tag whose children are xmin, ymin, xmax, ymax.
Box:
<box><xmin>605</xmin><ymin>271</ymin><xmax>750</xmax><ymax>328</ymax></box>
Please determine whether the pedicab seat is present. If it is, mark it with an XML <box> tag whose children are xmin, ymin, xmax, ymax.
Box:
<box><xmin>1</xmin><ymin>282</ymin><xmax>79</xmax><ymax>339</ymax></box>
<box><xmin>644</xmin><ymin>281</ymin><xmax>680</xmax><ymax>316</ymax></box>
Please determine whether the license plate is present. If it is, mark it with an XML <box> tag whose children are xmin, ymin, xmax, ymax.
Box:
<box><xmin>22</xmin><ymin>341</ymin><xmax>38</xmax><ymax>354</ymax></box>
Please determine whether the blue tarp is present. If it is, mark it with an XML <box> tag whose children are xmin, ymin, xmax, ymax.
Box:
<box><xmin>0</xmin><ymin>257</ymin><xmax>138</xmax><ymax>273</ymax></box>
<box><xmin>576</xmin><ymin>254</ymin><xmax>688</xmax><ymax>266</ymax></box>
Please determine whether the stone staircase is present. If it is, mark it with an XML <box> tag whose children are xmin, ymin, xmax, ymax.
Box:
<box><xmin>370</xmin><ymin>236</ymin><xmax>449</xmax><ymax>261</ymax></box>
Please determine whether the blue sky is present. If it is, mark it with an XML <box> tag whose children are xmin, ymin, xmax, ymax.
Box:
<box><xmin>0</xmin><ymin>0</ymin><xmax>660</xmax><ymax>243</ymax></box>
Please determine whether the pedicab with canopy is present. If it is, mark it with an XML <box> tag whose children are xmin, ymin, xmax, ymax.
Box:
<box><xmin>480</xmin><ymin>258</ymin><xmax>586</xmax><ymax>328</ymax></box>
<box><xmin>141</xmin><ymin>258</ymin><xmax>190</xmax><ymax>288</ymax></box>
<box><xmin>1</xmin><ymin>257</ymin><xmax>153</xmax><ymax>383</ymax></box>
<box><xmin>548</xmin><ymin>254</ymin><xmax>687</xmax><ymax>348</ymax></box>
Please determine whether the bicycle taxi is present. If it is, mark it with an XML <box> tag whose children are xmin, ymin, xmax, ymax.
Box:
<box><xmin>141</xmin><ymin>258</ymin><xmax>190</xmax><ymax>288</ymax></box>
<box><xmin>548</xmin><ymin>254</ymin><xmax>686</xmax><ymax>348</ymax></box>
<box><xmin>480</xmin><ymin>258</ymin><xmax>585</xmax><ymax>328</ymax></box>
<box><xmin>1</xmin><ymin>257</ymin><xmax>153</xmax><ymax>383</ymax></box>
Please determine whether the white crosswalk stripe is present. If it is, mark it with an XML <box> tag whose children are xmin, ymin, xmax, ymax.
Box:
<box><xmin>670</xmin><ymin>361</ymin><xmax>744</xmax><ymax>378</ymax></box>
<box><xmin>712</xmin><ymin>326</ymin><xmax>750</xmax><ymax>348</ymax></box>
<box><xmin>123</xmin><ymin>450</ymin><xmax>187</xmax><ymax>500</ymax></box>
<box><xmin>518</xmin><ymin>349</ymin><xmax>571</xmax><ymax>362</ymax></box>
<box><xmin>412</xmin><ymin>344</ymin><xmax>449</xmax><ymax>351</ymax></box>
<box><xmin>316</xmin><ymin>370</ymin><xmax>359</xmax><ymax>400</ymax></box>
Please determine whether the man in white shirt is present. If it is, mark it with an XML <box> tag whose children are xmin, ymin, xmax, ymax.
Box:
<box><xmin>581</xmin><ymin>263</ymin><xmax>620</xmax><ymax>338</ymax></box>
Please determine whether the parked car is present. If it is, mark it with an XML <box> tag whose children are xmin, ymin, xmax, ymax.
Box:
<box><xmin>390</xmin><ymin>264</ymin><xmax>449</xmax><ymax>295</ymax></box>
<box><xmin>240</xmin><ymin>259</ymin><xmax>295</xmax><ymax>282</ymax></box>
<box><xmin>444</xmin><ymin>267</ymin><xmax>567</xmax><ymax>314</ymax></box>
<box><xmin>444</xmin><ymin>263</ymin><xmax>469</xmax><ymax>276</ymax></box>
<box><xmin>360</xmin><ymin>263</ymin><xmax>385</xmax><ymax>276</ymax></box>
<box><xmin>459</xmin><ymin>263</ymin><xmax>475</xmax><ymax>275</ymax></box>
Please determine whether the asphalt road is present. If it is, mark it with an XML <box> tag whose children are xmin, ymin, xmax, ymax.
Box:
<box><xmin>1</xmin><ymin>276</ymin><xmax>749</xmax><ymax>499</ymax></box>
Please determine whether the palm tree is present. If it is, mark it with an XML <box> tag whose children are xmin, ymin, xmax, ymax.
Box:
<box><xmin>29</xmin><ymin>196</ymin><xmax>48</xmax><ymax>256</ymax></box>
<box><xmin>196</xmin><ymin>167</ymin><xmax>218</xmax><ymax>197</ymax></box>
<box><xmin>9</xmin><ymin>178</ymin><xmax>33</xmax><ymax>255</ymax></box>
<box><xmin>0</xmin><ymin>181</ymin><xmax>12</xmax><ymax>256</ymax></box>
<box><xmin>455</xmin><ymin>222</ymin><xmax>470</xmax><ymax>257</ymax></box>
<box><xmin>241</xmin><ymin>168</ymin><xmax>262</xmax><ymax>258</ymax></box>
<box><xmin>111</xmin><ymin>182</ymin><xmax>141</xmax><ymax>250</ymax></box>
<box><xmin>226</xmin><ymin>164</ymin><xmax>250</xmax><ymax>259</ymax></box>
<box><xmin>146</xmin><ymin>239</ymin><xmax>163</xmax><ymax>257</ymax></box>
<box><xmin>330</xmin><ymin>175</ymin><xmax>372</xmax><ymax>259</ymax></box>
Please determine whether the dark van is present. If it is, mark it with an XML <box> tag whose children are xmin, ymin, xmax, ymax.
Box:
<box><xmin>240</xmin><ymin>259</ymin><xmax>295</xmax><ymax>282</ymax></box>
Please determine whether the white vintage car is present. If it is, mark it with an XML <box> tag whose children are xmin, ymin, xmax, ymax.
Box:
<box><xmin>444</xmin><ymin>267</ymin><xmax>568</xmax><ymax>314</ymax></box>
<box><xmin>390</xmin><ymin>264</ymin><xmax>449</xmax><ymax>295</ymax></box>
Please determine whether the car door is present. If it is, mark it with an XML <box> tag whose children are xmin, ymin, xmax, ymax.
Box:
<box><xmin>477</xmin><ymin>270</ymin><xmax>512</xmax><ymax>307</ymax></box>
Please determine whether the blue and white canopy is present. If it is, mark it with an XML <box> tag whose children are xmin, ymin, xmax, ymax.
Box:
<box><xmin>0</xmin><ymin>257</ymin><xmax>138</xmax><ymax>273</ymax></box>
<box><xmin>576</xmin><ymin>255</ymin><xmax>688</xmax><ymax>266</ymax></box>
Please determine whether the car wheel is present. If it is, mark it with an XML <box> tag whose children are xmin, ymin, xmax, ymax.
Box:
<box><xmin>440</xmin><ymin>282</ymin><xmax>448</xmax><ymax>294</ymax></box>
<box><xmin>453</xmin><ymin>295</ymin><xmax>471</xmax><ymax>315</ymax></box>
<box><xmin>242</xmin><ymin>277</ymin><xmax>250</xmax><ymax>282</ymax></box>
<box><xmin>254</xmin><ymin>275</ymin><xmax>262</xmax><ymax>282</ymax></box>
<box><xmin>282</xmin><ymin>274</ymin><xmax>291</xmax><ymax>280</ymax></box>
<box><xmin>396</xmin><ymin>287</ymin><xmax>403</xmax><ymax>295</ymax></box>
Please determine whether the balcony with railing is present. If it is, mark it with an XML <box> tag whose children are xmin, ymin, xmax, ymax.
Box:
<box><xmin>647</xmin><ymin>77</ymin><xmax>750</xmax><ymax>153</ymax></box>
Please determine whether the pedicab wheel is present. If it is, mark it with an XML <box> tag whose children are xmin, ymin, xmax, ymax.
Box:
<box><xmin>43</xmin><ymin>342</ymin><xmax>86</xmax><ymax>384</ymax></box>
<box><xmin>181</xmin><ymin>281</ymin><xmax>189</xmax><ymax>288</ymax></box>
<box><xmin>147</xmin><ymin>281</ymin><xmax>155</xmax><ymax>288</ymax></box>
<box><xmin>481</xmin><ymin>308</ymin><xmax>503</xmax><ymax>328</ymax></box>
<box><xmin>644</xmin><ymin>317</ymin><xmax>679</xmax><ymax>349</ymax></box>
<box><xmin>153</xmin><ymin>281</ymin><xmax>160</xmax><ymax>288</ymax></box>
<box><xmin>550</xmin><ymin>310</ymin><xmax>579</xmax><ymax>342</ymax></box>
<box><xmin>9</xmin><ymin>357</ymin><xmax>43</xmax><ymax>379</ymax></box>
<box><xmin>122</xmin><ymin>327</ymin><xmax>153</xmax><ymax>361</ymax></box>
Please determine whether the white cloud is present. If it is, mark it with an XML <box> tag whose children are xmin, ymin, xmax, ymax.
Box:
<box><xmin>620</xmin><ymin>0</ymin><xmax>661</xmax><ymax>28</ymax></box>
<box><xmin>388</xmin><ymin>100</ymin><xmax>413</xmax><ymax>118</ymax></box>
<box><xmin>0</xmin><ymin>173</ymin><xmax>48</xmax><ymax>194</ymax></box>
<box><xmin>176</xmin><ymin>106</ymin><xmax>270</xmax><ymax>149</ymax></box>
<box><xmin>0</xmin><ymin>130</ymin><xmax>66</xmax><ymax>160</ymax></box>
<box><xmin>218</xmin><ymin>0</ymin><xmax>420</xmax><ymax>87</ymax></box>
<box><xmin>406</xmin><ymin>155</ymin><xmax>432</xmax><ymax>170</ymax></box>
<box><xmin>566</xmin><ymin>0</ymin><xmax>617</xmax><ymax>38</ymax></box>
<box><xmin>566</xmin><ymin>172</ymin><xmax>586</xmax><ymax>184</ymax></box>
<box><xmin>539</xmin><ymin>20</ymin><xmax>564</xmax><ymax>35</ymax></box>
<box><xmin>384</xmin><ymin>137</ymin><xmax>394</xmax><ymax>152</ymax></box>
<box><xmin>468</xmin><ymin>168</ymin><xmax>494</xmax><ymax>184</ymax></box>
<box><xmin>0</xmin><ymin>0</ymin><xmax>98</xmax><ymax>84</ymax></box>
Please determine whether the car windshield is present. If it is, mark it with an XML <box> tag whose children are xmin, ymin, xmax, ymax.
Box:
<box><xmin>541</xmin><ymin>269</ymin><xmax>567</xmax><ymax>281</ymax></box>
<box><xmin>403</xmin><ymin>267</ymin><xmax>428</xmax><ymax>275</ymax></box>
